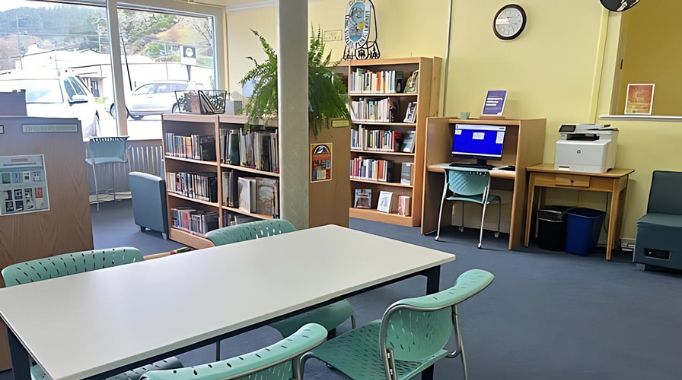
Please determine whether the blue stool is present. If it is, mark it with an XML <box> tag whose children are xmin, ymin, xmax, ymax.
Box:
<box><xmin>86</xmin><ymin>136</ymin><xmax>129</xmax><ymax>210</ymax></box>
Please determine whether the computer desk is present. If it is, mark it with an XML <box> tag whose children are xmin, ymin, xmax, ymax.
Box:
<box><xmin>524</xmin><ymin>164</ymin><xmax>634</xmax><ymax>261</ymax></box>
<box><xmin>421</xmin><ymin>117</ymin><xmax>547</xmax><ymax>250</ymax></box>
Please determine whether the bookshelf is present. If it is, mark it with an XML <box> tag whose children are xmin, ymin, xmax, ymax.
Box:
<box><xmin>337</xmin><ymin>57</ymin><xmax>442</xmax><ymax>227</ymax></box>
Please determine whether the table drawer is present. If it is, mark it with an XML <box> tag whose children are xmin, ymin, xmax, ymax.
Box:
<box><xmin>555</xmin><ymin>174</ymin><xmax>591</xmax><ymax>188</ymax></box>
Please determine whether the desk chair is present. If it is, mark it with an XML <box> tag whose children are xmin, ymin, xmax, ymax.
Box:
<box><xmin>205</xmin><ymin>220</ymin><xmax>356</xmax><ymax>361</ymax></box>
<box><xmin>304</xmin><ymin>269</ymin><xmax>495</xmax><ymax>380</ymax></box>
<box><xmin>2</xmin><ymin>248</ymin><xmax>183</xmax><ymax>380</ymax></box>
<box><xmin>86</xmin><ymin>136</ymin><xmax>129</xmax><ymax>211</ymax></box>
<box><xmin>436</xmin><ymin>167</ymin><xmax>501</xmax><ymax>248</ymax></box>
<box><xmin>141</xmin><ymin>323</ymin><xmax>327</xmax><ymax>380</ymax></box>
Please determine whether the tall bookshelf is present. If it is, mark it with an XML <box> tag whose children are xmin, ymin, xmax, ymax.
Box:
<box><xmin>161</xmin><ymin>113</ymin><xmax>280</xmax><ymax>249</ymax></box>
<box><xmin>337</xmin><ymin>57</ymin><xmax>442</xmax><ymax>227</ymax></box>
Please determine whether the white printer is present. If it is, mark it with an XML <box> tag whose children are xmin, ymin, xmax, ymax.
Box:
<box><xmin>554</xmin><ymin>124</ymin><xmax>619</xmax><ymax>173</ymax></box>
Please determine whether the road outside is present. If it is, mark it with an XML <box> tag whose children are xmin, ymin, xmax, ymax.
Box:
<box><xmin>99</xmin><ymin>115</ymin><xmax>164</xmax><ymax>140</ymax></box>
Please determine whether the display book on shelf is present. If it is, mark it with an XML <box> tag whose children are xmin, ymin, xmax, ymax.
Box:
<box><xmin>161</xmin><ymin>113</ymin><xmax>280</xmax><ymax>249</ymax></box>
<box><xmin>338</xmin><ymin>57</ymin><xmax>442</xmax><ymax>227</ymax></box>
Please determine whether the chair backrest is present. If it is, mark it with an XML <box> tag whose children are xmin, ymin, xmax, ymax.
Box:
<box><xmin>381</xmin><ymin>269</ymin><xmax>494</xmax><ymax>361</ymax></box>
<box><xmin>445</xmin><ymin>167</ymin><xmax>490</xmax><ymax>197</ymax></box>
<box><xmin>141</xmin><ymin>323</ymin><xmax>327</xmax><ymax>380</ymax></box>
<box><xmin>205</xmin><ymin>219</ymin><xmax>296</xmax><ymax>246</ymax></box>
<box><xmin>87</xmin><ymin>136</ymin><xmax>129</xmax><ymax>160</ymax></box>
<box><xmin>2</xmin><ymin>247</ymin><xmax>143</xmax><ymax>287</ymax></box>
<box><xmin>648</xmin><ymin>171</ymin><xmax>682</xmax><ymax>215</ymax></box>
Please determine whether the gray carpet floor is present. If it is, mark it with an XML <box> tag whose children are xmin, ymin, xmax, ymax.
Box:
<box><xmin>3</xmin><ymin>200</ymin><xmax>682</xmax><ymax>380</ymax></box>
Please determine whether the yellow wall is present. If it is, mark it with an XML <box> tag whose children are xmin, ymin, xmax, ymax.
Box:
<box><xmin>225</xmin><ymin>0</ymin><xmax>682</xmax><ymax>241</ymax></box>
<box><xmin>615</xmin><ymin>0</ymin><xmax>682</xmax><ymax>116</ymax></box>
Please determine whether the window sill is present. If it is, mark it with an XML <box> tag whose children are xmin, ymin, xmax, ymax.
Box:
<box><xmin>599</xmin><ymin>114</ymin><xmax>682</xmax><ymax>122</ymax></box>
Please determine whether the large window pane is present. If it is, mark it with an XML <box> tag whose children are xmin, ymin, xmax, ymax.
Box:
<box><xmin>0</xmin><ymin>0</ymin><xmax>116</xmax><ymax>139</ymax></box>
<box><xmin>115</xmin><ymin>8</ymin><xmax>216</xmax><ymax>140</ymax></box>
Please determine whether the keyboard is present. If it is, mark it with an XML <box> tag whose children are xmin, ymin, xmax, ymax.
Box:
<box><xmin>449</xmin><ymin>163</ymin><xmax>494</xmax><ymax>170</ymax></box>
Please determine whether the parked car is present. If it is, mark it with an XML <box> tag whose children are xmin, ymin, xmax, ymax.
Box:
<box><xmin>109</xmin><ymin>80</ymin><xmax>206</xmax><ymax>120</ymax></box>
<box><xmin>0</xmin><ymin>72</ymin><xmax>110</xmax><ymax>139</ymax></box>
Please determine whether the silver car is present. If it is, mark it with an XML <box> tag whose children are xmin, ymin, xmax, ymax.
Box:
<box><xmin>0</xmin><ymin>72</ymin><xmax>110</xmax><ymax>139</ymax></box>
<box><xmin>110</xmin><ymin>80</ymin><xmax>205</xmax><ymax>120</ymax></box>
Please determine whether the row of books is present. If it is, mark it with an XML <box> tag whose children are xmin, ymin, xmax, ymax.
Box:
<box><xmin>166</xmin><ymin>172</ymin><xmax>218</xmax><ymax>203</ymax></box>
<box><xmin>222</xmin><ymin>171</ymin><xmax>279</xmax><ymax>217</ymax></box>
<box><xmin>350</xmin><ymin>157</ymin><xmax>394</xmax><ymax>182</ymax></box>
<box><xmin>170</xmin><ymin>207</ymin><xmax>219</xmax><ymax>236</ymax></box>
<box><xmin>220</xmin><ymin>128</ymin><xmax>280</xmax><ymax>173</ymax></box>
<box><xmin>349</xmin><ymin>98</ymin><xmax>397</xmax><ymax>123</ymax></box>
<box><xmin>351</xmin><ymin>127</ymin><xmax>417</xmax><ymax>153</ymax></box>
<box><xmin>349</xmin><ymin>69</ymin><xmax>405</xmax><ymax>94</ymax></box>
<box><xmin>353</xmin><ymin>189</ymin><xmax>412</xmax><ymax>216</ymax></box>
<box><xmin>222</xmin><ymin>210</ymin><xmax>260</xmax><ymax>227</ymax></box>
<box><xmin>164</xmin><ymin>133</ymin><xmax>216</xmax><ymax>161</ymax></box>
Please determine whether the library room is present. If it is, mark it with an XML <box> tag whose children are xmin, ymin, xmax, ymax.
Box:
<box><xmin>0</xmin><ymin>1</ymin><xmax>679</xmax><ymax>380</ymax></box>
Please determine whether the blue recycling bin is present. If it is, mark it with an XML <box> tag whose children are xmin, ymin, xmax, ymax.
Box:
<box><xmin>565</xmin><ymin>208</ymin><xmax>605</xmax><ymax>256</ymax></box>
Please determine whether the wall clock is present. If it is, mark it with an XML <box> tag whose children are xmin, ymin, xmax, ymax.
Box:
<box><xmin>493</xmin><ymin>4</ymin><xmax>527</xmax><ymax>40</ymax></box>
<box><xmin>600</xmin><ymin>0</ymin><xmax>640</xmax><ymax>12</ymax></box>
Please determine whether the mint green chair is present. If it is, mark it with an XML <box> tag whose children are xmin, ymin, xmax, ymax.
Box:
<box><xmin>205</xmin><ymin>220</ymin><xmax>356</xmax><ymax>338</ymax></box>
<box><xmin>304</xmin><ymin>269</ymin><xmax>494</xmax><ymax>380</ymax></box>
<box><xmin>86</xmin><ymin>136</ymin><xmax>129</xmax><ymax>211</ymax></box>
<box><xmin>436</xmin><ymin>167</ymin><xmax>501</xmax><ymax>249</ymax></box>
<box><xmin>141</xmin><ymin>323</ymin><xmax>327</xmax><ymax>380</ymax></box>
<box><xmin>2</xmin><ymin>248</ymin><xmax>183</xmax><ymax>380</ymax></box>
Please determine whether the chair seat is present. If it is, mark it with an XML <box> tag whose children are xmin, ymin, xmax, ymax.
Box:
<box><xmin>31</xmin><ymin>357</ymin><xmax>183</xmax><ymax>380</ymax></box>
<box><xmin>86</xmin><ymin>157</ymin><xmax>127</xmax><ymax>165</ymax></box>
<box><xmin>309</xmin><ymin>321</ymin><xmax>448</xmax><ymax>380</ymax></box>
<box><xmin>446</xmin><ymin>193</ymin><xmax>500</xmax><ymax>205</ymax></box>
<box><xmin>270</xmin><ymin>299</ymin><xmax>353</xmax><ymax>337</ymax></box>
<box><xmin>637</xmin><ymin>213</ymin><xmax>682</xmax><ymax>228</ymax></box>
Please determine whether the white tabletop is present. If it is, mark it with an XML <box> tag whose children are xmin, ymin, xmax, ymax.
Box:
<box><xmin>0</xmin><ymin>225</ymin><xmax>454</xmax><ymax>380</ymax></box>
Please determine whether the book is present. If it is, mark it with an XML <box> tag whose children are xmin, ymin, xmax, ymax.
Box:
<box><xmin>255</xmin><ymin>177</ymin><xmax>279</xmax><ymax>216</ymax></box>
<box><xmin>354</xmin><ymin>188</ymin><xmax>372</xmax><ymax>209</ymax></box>
<box><xmin>350</xmin><ymin>97</ymin><xmax>396</xmax><ymax>122</ymax></box>
<box><xmin>237</xmin><ymin>177</ymin><xmax>257</xmax><ymax>213</ymax></box>
<box><xmin>400</xmin><ymin>131</ymin><xmax>416</xmax><ymax>153</ymax></box>
<box><xmin>404</xmin><ymin>70</ymin><xmax>419</xmax><ymax>94</ymax></box>
<box><xmin>164</xmin><ymin>133</ymin><xmax>216</xmax><ymax>161</ymax></box>
<box><xmin>351</xmin><ymin>126</ymin><xmax>403</xmax><ymax>152</ymax></box>
<box><xmin>403</xmin><ymin>102</ymin><xmax>417</xmax><ymax>123</ymax></box>
<box><xmin>166</xmin><ymin>172</ymin><xmax>218</xmax><ymax>203</ymax></box>
<box><xmin>398</xmin><ymin>196</ymin><xmax>411</xmax><ymax>216</ymax></box>
<box><xmin>401</xmin><ymin>163</ymin><xmax>413</xmax><ymax>185</ymax></box>
<box><xmin>377</xmin><ymin>191</ymin><xmax>394</xmax><ymax>213</ymax></box>
<box><xmin>350</xmin><ymin>157</ymin><xmax>394</xmax><ymax>182</ymax></box>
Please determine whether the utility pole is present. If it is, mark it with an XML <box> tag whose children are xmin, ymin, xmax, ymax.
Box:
<box><xmin>15</xmin><ymin>15</ymin><xmax>23</xmax><ymax>70</ymax></box>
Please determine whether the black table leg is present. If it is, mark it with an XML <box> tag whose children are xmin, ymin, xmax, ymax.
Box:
<box><xmin>422</xmin><ymin>266</ymin><xmax>441</xmax><ymax>380</ymax></box>
<box><xmin>8</xmin><ymin>329</ymin><xmax>30</xmax><ymax>380</ymax></box>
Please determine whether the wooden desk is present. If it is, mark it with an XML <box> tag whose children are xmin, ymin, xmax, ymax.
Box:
<box><xmin>0</xmin><ymin>225</ymin><xmax>453</xmax><ymax>380</ymax></box>
<box><xmin>524</xmin><ymin>164</ymin><xmax>634</xmax><ymax>260</ymax></box>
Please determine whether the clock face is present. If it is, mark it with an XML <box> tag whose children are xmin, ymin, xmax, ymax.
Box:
<box><xmin>344</xmin><ymin>0</ymin><xmax>371</xmax><ymax>48</ymax></box>
<box><xmin>494</xmin><ymin>4</ymin><xmax>527</xmax><ymax>40</ymax></box>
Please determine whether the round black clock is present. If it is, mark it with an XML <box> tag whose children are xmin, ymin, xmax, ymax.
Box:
<box><xmin>493</xmin><ymin>4</ymin><xmax>527</xmax><ymax>40</ymax></box>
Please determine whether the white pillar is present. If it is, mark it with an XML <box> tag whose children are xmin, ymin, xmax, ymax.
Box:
<box><xmin>106</xmin><ymin>0</ymin><xmax>128</xmax><ymax>136</ymax></box>
<box><xmin>277</xmin><ymin>0</ymin><xmax>309</xmax><ymax>229</ymax></box>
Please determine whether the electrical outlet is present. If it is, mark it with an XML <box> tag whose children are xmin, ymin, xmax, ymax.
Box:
<box><xmin>621</xmin><ymin>238</ymin><xmax>636</xmax><ymax>252</ymax></box>
<box><xmin>323</xmin><ymin>29</ymin><xmax>343</xmax><ymax>42</ymax></box>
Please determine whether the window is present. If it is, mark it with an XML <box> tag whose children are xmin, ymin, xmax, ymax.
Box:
<box><xmin>0</xmin><ymin>79</ymin><xmax>63</xmax><ymax>104</ymax></box>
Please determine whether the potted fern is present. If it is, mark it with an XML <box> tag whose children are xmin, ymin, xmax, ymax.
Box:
<box><xmin>240</xmin><ymin>28</ymin><xmax>351</xmax><ymax>135</ymax></box>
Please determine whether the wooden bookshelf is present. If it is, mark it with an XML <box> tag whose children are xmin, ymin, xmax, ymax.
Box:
<box><xmin>220</xmin><ymin>163</ymin><xmax>280</xmax><ymax>177</ymax></box>
<box><xmin>338</xmin><ymin>57</ymin><xmax>442</xmax><ymax>227</ymax></box>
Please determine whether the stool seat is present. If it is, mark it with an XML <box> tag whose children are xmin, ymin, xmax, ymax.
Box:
<box><xmin>86</xmin><ymin>157</ymin><xmax>127</xmax><ymax>165</ymax></box>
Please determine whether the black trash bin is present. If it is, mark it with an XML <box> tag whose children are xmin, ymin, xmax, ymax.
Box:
<box><xmin>537</xmin><ymin>206</ymin><xmax>570</xmax><ymax>251</ymax></box>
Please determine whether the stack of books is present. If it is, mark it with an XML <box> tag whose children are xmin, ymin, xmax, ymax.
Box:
<box><xmin>350</xmin><ymin>69</ymin><xmax>404</xmax><ymax>93</ymax></box>
<box><xmin>164</xmin><ymin>133</ymin><xmax>216</xmax><ymax>161</ymax></box>
<box><xmin>350</xmin><ymin>157</ymin><xmax>394</xmax><ymax>182</ymax></box>
<box><xmin>350</xmin><ymin>98</ymin><xmax>396</xmax><ymax>122</ymax></box>
<box><xmin>351</xmin><ymin>126</ymin><xmax>403</xmax><ymax>152</ymax></box>
<box><xmin>220</xmin><ymin>128</ymin><xmax>279</xmax><ymax>173</ymax></box>
<box><xmin>166</xmin><ymin>172</ymin><xmax>218</xmax><ymax>203</ymax></box>
<box><xmin>222</xmin><ymin>170</ymin><xmax>279</xmax><ymax>217</ymax></box>
<box><xmin>170</xmin><ymin>207</ymin><xmax>219</xmax><ymax>236</ymax></box>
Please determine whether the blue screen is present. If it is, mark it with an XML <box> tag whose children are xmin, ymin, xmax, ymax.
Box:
<box><xmin>451</xmin><ymin>124</ymin><xmax>506</xmax><ymax>158</ymax></box>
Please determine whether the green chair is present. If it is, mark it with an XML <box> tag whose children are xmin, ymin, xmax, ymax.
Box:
<box><xmin>86</xmin><ymin>136</ymin><xmax>129</xmax><ymax>211</ymax></box>
<box><xmin>304</xmin><ymin>269</ymin><xmax>494</xmax><ymax>380</ymax></box>
<box><xmin>141</xmin><ymin>323</ymin><xmax>327</xmax><ymax>380</ymax></box>
<box><xmin>436</xmin><ymin>167</ymin><xmax>502</xmax><ymax>248</ymax></box>
<box><xmin>2</xmin><ymin>248</ymin><xmax>183</xmax><ymax>380</ymax></box>
<box><xmin>205</xmin><ymin>220</ymin><xmax>356</xmax><ymax>338</ymax></box>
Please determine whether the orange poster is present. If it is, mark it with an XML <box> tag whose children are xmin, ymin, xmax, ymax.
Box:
<box><xmin>625</xmin><ymin>83</ymin><xmax>655</xmax><ymax>115</ymax></box>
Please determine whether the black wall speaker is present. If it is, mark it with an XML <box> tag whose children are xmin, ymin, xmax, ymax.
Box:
<box><xmin>600</xmin><ymin>0</ymin><xmax>641</xmax><ymax>12</ymax></box>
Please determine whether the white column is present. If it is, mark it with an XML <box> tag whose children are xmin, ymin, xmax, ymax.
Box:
<box><xmin>106</xmin><ymin>0</ymin><xmax>128</xmax><ymax>136</ymax></box>
<box><xmin>277</xmin><ymin>0</ymin><xmax>309</xmax><ymax>229</ymax></box>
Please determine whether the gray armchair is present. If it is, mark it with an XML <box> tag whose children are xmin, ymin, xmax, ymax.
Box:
<box><xmin>129</xmin><ymin>172</ymin><xmax>168</xmax><ymax>239</ymax></box>
<box><xmin>634</xmin><ymin>171</ymin><xmax>682</xmax><ymax>270</ymax></box>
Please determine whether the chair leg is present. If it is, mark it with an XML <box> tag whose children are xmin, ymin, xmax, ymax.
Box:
<box><xmin>91</xmin><ymin>163</ymin><xmax>99</xmax><ymax>211</ymax></box>
<box><xmin>495</xmin><ymin>198</ymin><xmax>501</xmax><ymax>238</ymax></box>
<box><xmin>350</xmin><ymin>313</ymin><xmax>357</xmax><ymax>329</ymax></box>
<box><xmin>215</xmin><ymin>340</ymin><xmax>221</xmax><ymax>362</ymax></box>
<box><xmin>478</xmin><ymin>188</ymin><xmax>490</xmax><ymax>249</ymax></box>
<box><xmin>459</xmin><ymin>204</ymin><xmax>465</xmax><ymax>232</ymax></box>
<box><xmin>111</xmin><ymin>163</ymin><xmax>116</xmax><ymax>202</ymax></box>
<box><xmin>454</xmin><ymin>307</ymin><xmax>468</xmax><ymax>380</ymax></box>
<box><xmin>435</xmin><ymin>174</ymin><xmax>448</xmax><ymax>241</ymax></box>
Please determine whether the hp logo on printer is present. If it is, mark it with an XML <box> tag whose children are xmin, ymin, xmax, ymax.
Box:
<box><xmin>577</xmin><ymin>149</ymin><xmax>582</xmax><ymax>154</ymax></box>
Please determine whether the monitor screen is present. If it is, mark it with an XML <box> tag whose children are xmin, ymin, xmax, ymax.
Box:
<box><xmin>451</xmin><ymin>124</ymin><xmax>506</xmax><ymax>158</ymax></box>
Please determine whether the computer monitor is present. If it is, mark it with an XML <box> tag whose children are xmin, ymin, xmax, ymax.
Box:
<box><xmin>451</xmin><ymin>124</ymin><xmax>506</xmax><ymax>165</ymax></box>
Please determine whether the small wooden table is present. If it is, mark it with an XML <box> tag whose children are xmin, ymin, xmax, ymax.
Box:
<box><xmin>524</xmin><ymin>164</ymin><xmax>634</xmax><ymax>260</ymax></box>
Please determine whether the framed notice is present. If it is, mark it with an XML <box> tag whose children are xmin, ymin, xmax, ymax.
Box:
<box><xmin>481</xmin><ymin>89</ymin><xmax>508</xmax><ymax>117</ymax></box>
<box><xmin>311</xmin><ymin>143</ymin><xmax>333</xmax><ymax>183</ymax></box>
<box><xmin>625</xmin><ymin>83</ymin><xmax>655</xmax><ymax>115</ymax></box>
<box><xmin>0</xmin><ymin>155</ymin><xmax>50</xmax><ymax>216</ymax></box>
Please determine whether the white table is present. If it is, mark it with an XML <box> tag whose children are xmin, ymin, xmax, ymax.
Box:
<box><xmin>0</xmin><ymin>225</ymin><xmax>454</xmax><ymax>380</ymax></box>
